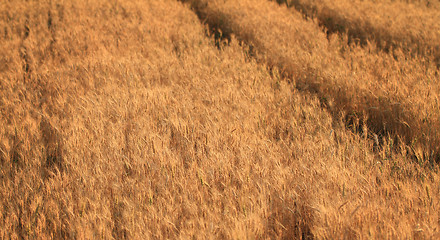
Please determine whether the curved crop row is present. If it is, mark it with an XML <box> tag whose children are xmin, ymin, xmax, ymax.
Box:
<box><xmin>277</xmin><ymin>0</ymin><xmax>440</xmax><ymax>65</ymax></box>
<box><xmin>182</xmin><ymin>0</ymin><xmax>440</xmax><ymax>160</ymax></box>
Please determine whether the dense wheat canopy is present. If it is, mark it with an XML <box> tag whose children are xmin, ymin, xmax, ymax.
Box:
<box><xmin>184</xmin><ymin>0</ymin><xmax>440</xmax><ymax>160</ymax></box>
<box><xmin>1</xmin><ymin>0</ymin><xmax>440</xmax><ymax>239</ymax></box>
<box><xmin>279</xmin><ymin>0</ymin><xmax>440</xmax><ymax>63</ymax></box>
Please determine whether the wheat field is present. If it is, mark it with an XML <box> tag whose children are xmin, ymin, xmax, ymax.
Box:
<box><xmin>278</xmin><ymin>0</ymin><xmax>440</xmax><ymax>65</ymax></box>
<box><xmin>1</xmin><ymin>0</ymin><xmax>440</xmax><ymax>239</ymax></box>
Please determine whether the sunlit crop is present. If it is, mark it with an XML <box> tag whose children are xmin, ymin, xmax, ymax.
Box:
<box><xmin>1</xmin><ymin>0</ymin><xmax>439</xmax><ymax>239</ymax></box>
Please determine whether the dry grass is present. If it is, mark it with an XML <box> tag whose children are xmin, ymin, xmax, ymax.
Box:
<box><xmin>1</xmin><ymin>0</ymin><xmax>440</xmax><ymax>239</ymax></box>
<box><xmin>278</xmin><ymin>0</ymin><xmax>440</xmax><ymax>65</ymax></box>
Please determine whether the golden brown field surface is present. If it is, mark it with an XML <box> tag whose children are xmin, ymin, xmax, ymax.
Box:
<box><xmin>278</xmin><ymin>0</ymin><xmax>440</xmax><ymax>65</ymax></box>
<box><xmin>184</xmin><ymin>0</ymin><xmax>440</xmax><ymax>161</ymax></box>
<box><xmin>1</xmin><ymin>0</ymin><xmax>440</xmax><ymax>239</ymax></box>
